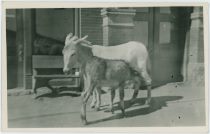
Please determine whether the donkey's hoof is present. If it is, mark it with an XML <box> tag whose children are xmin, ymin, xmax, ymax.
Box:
<box><xmin>121</xmin><ymin>113</ymin><xmax>127</xmax><ymax>118</ymax></box>
<box><xmin>81</xmin><ymin>115</ymin><xmax>87</xmax><ymax>125</ymax></box>
<box><xmin>90</xmin><ymin>105</ymin><xmax>95</xmax><ymax>109</ymax></box>
<box><xmin>82</xmin><ymin>120</ymin><xmax>88</xmax><ymax>125</ymax></box>
<box><xmin>32</xmin><ymin>94</ymin><xmax>38</xmax><ymax>99</ymax></box>
<box><xmin>107</xmin><ymin>108</ymin><xmax>114</xmax><ymax>114</ymax></box>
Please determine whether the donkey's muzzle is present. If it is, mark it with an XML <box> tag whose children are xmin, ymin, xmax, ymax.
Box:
<box><xmin>63</xmin><ymin>68</ymin><xmax>70</xmax><ymax>75</ymax></box>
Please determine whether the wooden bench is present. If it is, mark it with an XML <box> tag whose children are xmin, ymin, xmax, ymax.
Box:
<box><xmin>32</xmin><ymin>55</ymin><xmax>80</xmax><ymax>95</ymax></box>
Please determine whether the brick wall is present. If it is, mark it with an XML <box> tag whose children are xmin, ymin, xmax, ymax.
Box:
<box><xmin>81</xmin><ymin>8</ymin><xmax>103</xmax><ymax>45</ymax></box>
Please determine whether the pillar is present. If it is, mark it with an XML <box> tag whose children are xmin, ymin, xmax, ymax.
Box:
<box><xmin>185</xmin><ymin>7</ymin><xmax>204</xmax><ymax>85</ymax></box>
<box><xmin>101</xmin><ymin>8</ymin><xmax>136</xmax><ymax>46</ymax></box>
<box><xmin>23</xmin><ymin>9</ymin><xmax>35</xmax><ymax>89</ymax></box>
<box><xmin>16</xmin><ymin>9</ymin><xmax>24</xmax><ymax>88</ymax></box>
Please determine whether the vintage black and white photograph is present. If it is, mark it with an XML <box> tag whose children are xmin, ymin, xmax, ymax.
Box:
<box><xmin>2</xmin><ymin>2</ymin><xmax>208</xmax><ymax>132</ymax></box>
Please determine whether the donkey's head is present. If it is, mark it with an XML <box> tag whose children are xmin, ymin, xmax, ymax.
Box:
<box><xmin>62</xmin><ymin>33</ymin><xmax>90</xmax><ymax>74</ymax></box>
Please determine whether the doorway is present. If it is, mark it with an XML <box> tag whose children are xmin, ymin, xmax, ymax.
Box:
<box><xmin>133</xmin><ymin>7</ymin><xmax>191</xmax><ymax>87</ymax></box>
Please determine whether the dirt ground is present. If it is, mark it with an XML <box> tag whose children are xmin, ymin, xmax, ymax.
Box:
<box><xmin>7</xmin><ymin>83</ymin><xmax>206</xmax><ymax>128</ymax></box>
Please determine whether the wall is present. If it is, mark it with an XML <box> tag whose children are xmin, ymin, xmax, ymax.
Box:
<box><xmin>133</xmin><ymin>7</ymin><xmax>149</xmax><ymax>47</ymax></box>
<box><xmin>6</xmin><ymin>9</ymin><xmax>16</xmax><ymax>32</ymax></box>
<box><xmin>184</xmin><ymin>7</ymin><xmax>204</xmax><ymax>86</ymax></box>
<box><xmin>81</xmin><ymin>8</ymin><xmax>103</xmax><ymax>45</ymax></box>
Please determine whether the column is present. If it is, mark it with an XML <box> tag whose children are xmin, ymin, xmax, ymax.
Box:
<box><xmin>16</xmin><ymin>9</ymin><xmax>24</xmax><ymax>88</ymax></box>
<box><xmin>23</xmin><ymin>9</ymin><xmax>35</xmax><ymax>89</ymax></box>
<box><xmin>101</xmin><ymin>8</ymin><xmax>136</xmax><ymax>46</ymax></box>
<box><xmin>186</xmin><ymin>7</ymin><xmax>204</xmax><ymax>85</ymax></box>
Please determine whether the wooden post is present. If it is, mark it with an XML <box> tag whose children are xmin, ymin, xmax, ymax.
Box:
<box><xmin>73</xmin><ymin>8</ymin><xmax>81</xmax><ymax>88</ymax></box>
<box><xmin>16</xmin><ymin>9</ymin><xmax>24</xmax><ymax>88</ymax></box>
<box><xmin>23</xmin><ymin>9</ymin><xmax>35</xmax><ymax>89</ymax></box>
<box><xmin>74</xmin><ymin>8</ymin><xmax>81</xmax><ymax>37</ymax></box>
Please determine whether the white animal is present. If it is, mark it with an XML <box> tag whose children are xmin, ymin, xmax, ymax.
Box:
<box><xmin>82</xmin><ymin>39</ymin><xmax>152</xmax><ymax>89</ymax></box>
<box><xmin>63</xmin><ymin>33</ymin><xmax>152</xmax><ymax>125</ymax></box>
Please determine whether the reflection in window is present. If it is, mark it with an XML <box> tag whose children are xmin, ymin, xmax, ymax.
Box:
<box><xmin>159</xmin><ymin>22</ymin><xmax>174</xmax><ymax>44</ymax></box>
<box><xmin>36</xmin><ymin>9</ymin><xmax>74</xmax><ymax>42</ymax></box>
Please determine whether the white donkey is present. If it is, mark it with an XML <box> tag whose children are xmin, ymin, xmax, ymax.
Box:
<box><xmin>63</xmin><ymin>33</ymin><xmax>152</xmax><ymax>125</ymax></box>
<box><xmin>74</xmin><ymin>36</ymin><xmax>152</xmax><ymax>104</ymax></box>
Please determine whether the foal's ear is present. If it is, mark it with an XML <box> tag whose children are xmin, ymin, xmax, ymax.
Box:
<box><xmin>80</xmin><ymin>43</ymin><xmax>93</xmax><ymax>48</ymax></box>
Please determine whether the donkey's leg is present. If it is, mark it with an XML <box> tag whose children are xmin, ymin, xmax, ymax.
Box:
<box><xmin>90</xmin><ymin>89</ymin><xmax>97</xmax><ymax>109</ymax></box>
<box><xmin>131</xmin><ymin>76</ymin><xmax>141</xmax><ymax>103</ymax></box>
<box><xmin>146</xmin><ymin>85</ymin><xmax>152</xmax><ymax>105</ymax></box>
<box><xmin>80</xmin><ymin>91</ymin><xmax>88</xmax><ymax>125</ymax></box>
<box><xmin>119</xmin><ymin>86</ymin><xmax>125</xmax><ymax>117</ymax></box>
<box><xmin>80</xmin><ymin>84</ymin><xmax>95</xmax><ymax>125</ymax></box>
<box><xmin>140</xmin><ymin>70</ymin><xmax>152</xmax><ymax>105</ymax></box>
<box><xmin>95</xmin><ymin>87</ymin><xmax>101</xmax><ymax>111</ymax></box>
<box><xmin>108</xmin><ymin>88</ymin><xmax>115</xmax><ymax>114</ymax></box>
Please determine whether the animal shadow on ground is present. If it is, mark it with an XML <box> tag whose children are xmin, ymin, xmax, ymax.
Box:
<box><xmin>35</xmin><ymin>87</ymin><xmax>81</xmax><ymax>99</ymax></box>
<box><xmin>88</xmin><ymin>95</ymin><xmax>183</xmax><ymax>125</ymax></box>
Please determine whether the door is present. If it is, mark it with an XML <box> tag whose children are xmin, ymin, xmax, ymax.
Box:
<box><xmin>152</xmin><ymin>7</ymin><xmax>185</xmax><ymax>86</ymax></box>
<box><xmin>133</xmin><ymin>7</ymin><xmax>188</xmax><ymax>87</ymax></box>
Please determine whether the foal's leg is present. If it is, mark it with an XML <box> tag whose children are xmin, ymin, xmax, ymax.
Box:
<box><xmin>90</xmin><ymin>89</ymin><xmax>97</xmax><ymax>109</ymax></box>
<box><xmin>146</xmin><ymin>85</ymin><xmax>152</xmax><ymax>105</ymax></box>
<box><xmin>81</xmin><ymin>91</ymin><xmax>88</xmax><ymax>125</ymax></box>
<box><xmin>119</xmin><ymin>86</ymin><xmax>125</xmax><ymax>117</ymax></box>
<box><xmin>108</xmin><ymin>88</ymin><xmax>115</xmax><ymax>114</ymax></box>
<box><xmin>81</xmin><ymin>84</ymin><xmax>95</xmax><ymax>125</ymax></box>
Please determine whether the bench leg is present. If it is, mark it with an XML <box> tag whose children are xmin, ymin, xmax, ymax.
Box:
<box><xmin>33</xmin><ymin>69</ymin><xmax>38</xmax><ymax>98</ymax></box>
<box><xmin>32</xmin><ymin>78</ymin><xmax>37</xmax><ymax>99</ymax></box>
<box><xmin>33</xmin><ymin>78</ymin><xmax>38</xmax><ymax>93</ymax></box>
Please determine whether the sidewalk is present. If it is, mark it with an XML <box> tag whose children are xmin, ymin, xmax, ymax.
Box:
<box><xmin>7</xmin><ymin>82</ymin><xmax>206</xmax><ymax>127</ymax></box>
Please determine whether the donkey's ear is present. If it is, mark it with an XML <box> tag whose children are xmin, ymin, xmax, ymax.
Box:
<box><xmin>75</xmin><ymin>35</ymin><xmax>88</xmax><ymax>44</ymax></box>
<box><xmin>80</xmin><ymin>43</ymin><xmax>92</xmax><ymax>48</ymax></box>
<box><xmin>65</xmin><ymin>33</ymin><xmax>73</xmax><ymax>46</ymax></box>
<box><xmin>70</xmin><ymin>36</ymin><xmax>79</xmax><ymax>42</ymax></box>
<box><xmin>66</xmin><ymin>33</ymin><xmax>73</xmax><ymax>40</ymax></box>
<box><xmin>81</xmin><ymin>35</ymin><xmax>88</xmax><ymax>40</ymax></box>
<box><xmin>81</xmin><ymin>39</ymin><xmax>92</xmax><ymax>44</ymax></box>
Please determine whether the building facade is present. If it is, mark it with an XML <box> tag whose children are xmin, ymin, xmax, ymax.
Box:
<box><xmin>6</xmin><ymin>7</ymin><xmax>204</xmax><ymax>90</ymax></box>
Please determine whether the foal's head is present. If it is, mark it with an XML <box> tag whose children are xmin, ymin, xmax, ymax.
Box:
<box><xmin>62</xmin><ymin>33</ymin><xmax>91</xmax><ymax>74</ymax></box>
